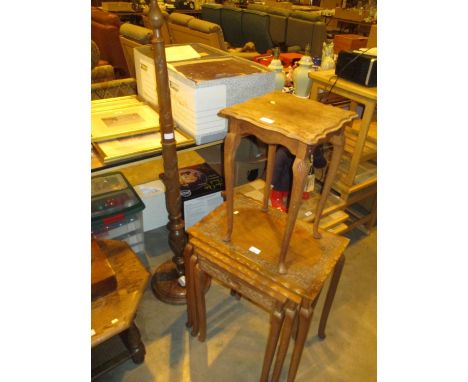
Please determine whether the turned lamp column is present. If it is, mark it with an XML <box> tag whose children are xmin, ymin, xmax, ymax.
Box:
<box><xmin>148</xmin><ymin>0</ymin><xmax>187</xmax><ymax>304</ymax></box>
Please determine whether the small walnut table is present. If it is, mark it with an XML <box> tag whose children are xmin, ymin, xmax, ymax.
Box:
<box><xmin>184</xmin><ymin>195</ymin><xmax>350</xmax><ymax>382</ymax></box>
<box><xmin>218</xmin><ymin>91</ymin><xmax>356</xmax><ymax>274</ymax></box>
<box><xmin>91</xmin><ymin>239</ymin><xmax>150</xmax><ymax>379</ymax></box>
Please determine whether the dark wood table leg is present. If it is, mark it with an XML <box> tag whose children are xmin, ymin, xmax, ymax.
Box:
<box><xmin>278</xmin><ymin>153</ymin><xmax>311</xmax><ymax>274</ymax></box>
<box><xmin>183</xmin><ymin>243</ymin><xmax>195</xmax><ymax>329</ymax></box>
<box><xmin>189</xmin><ymin>254</ymin><xmax>200</xmax><ymax>337</ymax></box>
<box><xmin>194</xmin><ymin>263</ymin><xmax>208</xmax><ymax>341</ymax></box>
<box><xmin>260</xmin><ymin>306</ymin><xmax>285</xmax><ymax>382</ymax></box>
<box><xmin>313</xmin><ymin>130</ymin><xmax>345</xmax><ymax>239</ymax></box>
<box><xmin>366</xmin><ymin>195</ymin><xmax>377</xmax><ymax>230</ymax></box>
<box><xmin>318</xmin><ymin>254</ymin><xmax>345</xmax><ymax>339</ymax></box>
<box><xmin>119</xmin><ymin>322</ymin><xmax>146</xmax><ymax>364</ymax></box>
<box><xmin>263</xmin><ymin>144</ymin><xmax>277</xmax><ymax>212</ymax></box>
<box><xmin>223</xmin><ymin>128</ymin><xmax>242</xmax><ymax>242</ymax></box>
<box><xmin>271</xmin><ymin>302</ymin><xmax>296</xmax><ymax>382</ymax></box>
<box><xmin>230</xmin><ymin>289</ymin><xmax>242</xmax><ymax>300</ymax></box>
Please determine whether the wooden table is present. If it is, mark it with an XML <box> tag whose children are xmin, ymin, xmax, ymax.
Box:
<box><xmin>185</xmin><ymin>195</ymin><xmax>350</xmax><ymax>382</ymax></box>
<box><xmin>308</xmin><ymin>70</ymin><xmax>377</xmax><ymax>231</ymax></box>
<box><xmin>219</xmin><ymin>91</ymin><xmax>356</xmax><ymax>274</ymax></box>
<box><xmin>309</xmin><ymin>70</ymin><xmax>376</xmax><ymax>190</ymax></box>
<box><xmin>91</xmin><ymin>240</ymin><xmax>150</xmax><ymax>379</ymax></box>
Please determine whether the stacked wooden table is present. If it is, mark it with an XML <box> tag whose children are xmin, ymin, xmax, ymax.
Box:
<box><xmin>184</xmin><ymin>91</ymin><xmax>356</xmax><ymax>381</ymax></box>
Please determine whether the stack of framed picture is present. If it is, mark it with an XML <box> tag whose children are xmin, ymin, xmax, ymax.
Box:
<box><xmin>91</xmin><ymin>95</ymin><xmax>193</xmax><ymax>164</ymax></box>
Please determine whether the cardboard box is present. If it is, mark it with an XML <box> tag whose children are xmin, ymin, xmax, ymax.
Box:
<box><xmin>333</xmin><ymin>34</ymin><xmax>368</xmax><ymax>54</ymax></box>
<box><xmin>160</xmin><ymin>162</ymin><xmax>225</xmax><ymax>229</ymax></box>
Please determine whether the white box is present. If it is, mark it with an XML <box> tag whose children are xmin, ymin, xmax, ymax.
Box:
<box><xmin>134</xmin><ymin>180</ymin><xmax>169</xmax><ymax>232</ymax></box>
<box><xmin>134</xmin><ymin>43</ymin><xmax>275</xmax><ymax>144</ymax></box>
<box><xmin>183</xmin><ymin>192</ymin><xmax>224</xmax><ymax>229</ymax></box>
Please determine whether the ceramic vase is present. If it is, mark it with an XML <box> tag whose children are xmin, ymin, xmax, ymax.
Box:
<box><xmin>268</xmin><ymin>48</ymin><xmax>285</xmax><ymax>91</ymax></box>
<box><xmin>293</xmin><ymin>48</ymin><xmax>313</xmax><ymax>98</ymax></box>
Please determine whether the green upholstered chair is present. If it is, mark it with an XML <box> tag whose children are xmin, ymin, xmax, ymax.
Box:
<box><xmin>241</xmin><ymin>9</ymin><xmax>273</xmax><ymax>53</ymax></box>
<box><xmin>246</xmin><ymin>3</ymin><xmax>268</xmax><ymax>12</ymax></box>
<box><xmin>220</xmin><ymin>6</ymin><xmax>246</xmax><ymax>48</ymax></box>
<box><xmin>201</xmin><ymin>3</ymin><xmax>223</xmax><ymax>26</ymax></box>
<box><xmin>285</xmin><ymin>11</ymin><xmax>326</xmax><ymax>56</ymax></box>
<box><xmin>265</xmin><ymin>7</ymin><xmax>291</xmax><ymax>51</ymax></box>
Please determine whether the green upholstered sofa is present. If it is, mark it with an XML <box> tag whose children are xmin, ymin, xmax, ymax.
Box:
<box><xmin>203</xmin><ymin>3</ymin><xmax>326</xmax><ymax>56</ymax></box>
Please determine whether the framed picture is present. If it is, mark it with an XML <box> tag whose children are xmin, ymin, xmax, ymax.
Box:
<box><xmin>91</xmin><ymin>95</ymin><xmax>145</xmax><ymax>113</ymax></box>
<box><xmin>91</xmin><ymin>104</ymin><xmax>160</xmax><ymax>142</ymax></box>
<box><xmin>93</xmin><ymin>129</ymin><xmax>194</xmax><ymax>163</ymax></box>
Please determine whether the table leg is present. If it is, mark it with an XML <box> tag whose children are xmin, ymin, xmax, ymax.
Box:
<box><xmin>318</xmin><ymin>254</ymin><xmax>345</xmax><ymax>339</ymax></box>
<box><xmin>313</xmin><ymin>130</ymin><xmax>345</xmax><ymax>239</ymax></box>
<box><xmin>309</xmin><ymin>82</ymin><xmax>320</xmax><ymax>102</ymax></box>
<box><xmin>287</xmin><ymin>304</ymin><xmax>313</xmax><ymax>382</ymax></box>
<box><xmin>342</xmin><ymin>101</ymin><xmax>376</xmax><ymax>186</ymax></box>
<box><xmin>278</xmin><ymin>155</ymin><xmax>311</xmax><ymax>274</ymax></box>
<box><xmin>194</xmin><ymin>263</ymin><xmax>208</xmax><ymax>342</ymax></box>
<box><xmin>223</xmin><ymin>130</ymin><xmax>242</xmax><ymax>242</ymax></box>
<box><xmin>119</xmin><ymin>322</ymin><xmax>146</xmax><ymax>364</ymax></box>
<box><xmin>271</xmin><ymin>302</ymin><xmax>296</xmax><ymax>382</ymax></box>
<box><xmin>189</xmin><ymin>254</ymin><xmax>200</xmax><ymax>337</ymax></box>
<box><xmin>230</xmin><ymin>289</ymin><xmax>242</xmax><ymax>300</ymax></box>
<box><xmin>293</xmin><ymin>289</ymin><xmax>321</xmax><ymax>341</ymax></box>
<box><xmin>260</xmin><ymin>306</ymin><xmax>285</xmax><ymax>382</ymax></box>
<box><xmin>183</xmin><ymin>243</ymin><xmax>195</xmax><ymax>329</ymax></box>
<box><xmin>263</xmin><ymin>144</ymin><xmax>277</xmax><ymax>212</ymax></box>
<box><xmin>366</xmin><ymin>195</ymin><xmax>377</xmax><ymax>229</ymax></box>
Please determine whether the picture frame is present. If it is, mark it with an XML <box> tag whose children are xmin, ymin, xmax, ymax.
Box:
<box><xmin>93</xmin><ymin>129</ymin><xmax>194</xmax><ymax>163</ymax></box>
<box><xmin>91</xmin><ymin>104</ymin><xmax>160</xmax><ymax>142</ymax></box>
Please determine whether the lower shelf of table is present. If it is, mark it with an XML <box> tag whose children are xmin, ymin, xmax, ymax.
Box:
<box><xmin>235</xmin><ymin>178</ymin><xmax>348</xmax><ymax>232</ymax></box>
<box><xmin>91</xmin><ymin>335</ymin><xmax>134</xmax><ymax>380</ymax></box>
<box><xmin>334</xmin><ymin>158</ymin><xmax>377</xmax><ymax>198</ymax></box>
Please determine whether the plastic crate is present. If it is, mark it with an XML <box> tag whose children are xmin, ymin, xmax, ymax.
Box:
<box><xmin>91</xmin><ymin>172</ymin><xmax>146</xmax><ymax>257</ymax></box>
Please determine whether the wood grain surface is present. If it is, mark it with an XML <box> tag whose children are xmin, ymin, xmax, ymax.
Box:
<box><xmin>91</xmin><ymin>240</ymin><xmax>150</xmax><ymax>347</ymax></box>
<box><xmin>187</xmin><ymin>194</ymin><xmax>349</xmax><ymax>301</ymax></box>
<box><xmin>218</xmin><ymin>91</ymin><xmax>357</xmax><ymax>144</ymax></box>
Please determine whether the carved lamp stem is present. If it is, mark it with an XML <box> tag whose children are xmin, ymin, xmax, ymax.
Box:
<box><xmin>148</xmin><ymin>0</ymin><xmax>187</xmax><ymax>304</ymax></box>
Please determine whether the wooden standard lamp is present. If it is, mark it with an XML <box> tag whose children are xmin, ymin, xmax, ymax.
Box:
<box><xmin>148</xmin><ymin>0</ymin><xmax>187</xmax><ymax>304</ymax></box>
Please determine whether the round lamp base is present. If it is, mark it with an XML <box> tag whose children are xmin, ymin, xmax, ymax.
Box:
<box><xmin>151</xmin><ymin>260</ymin><xmax>187</xmax><ymax>305</ymax></box>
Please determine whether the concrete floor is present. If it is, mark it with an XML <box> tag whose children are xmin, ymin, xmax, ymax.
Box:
<box><xmin>94</xmin><ymin>225</ymin><xmax>376</xmax><ymax>382</ymax></box>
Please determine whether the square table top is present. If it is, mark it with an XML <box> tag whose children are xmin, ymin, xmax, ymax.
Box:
<box><xmin>187</xmin><ymin>194</ymin><xmax>350</xmax><ymax>302</ymax></box>
<box><xmin>218</xmin><ymin>91</ymin><xmax>357</xmax><ymax>145</ymax></box>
